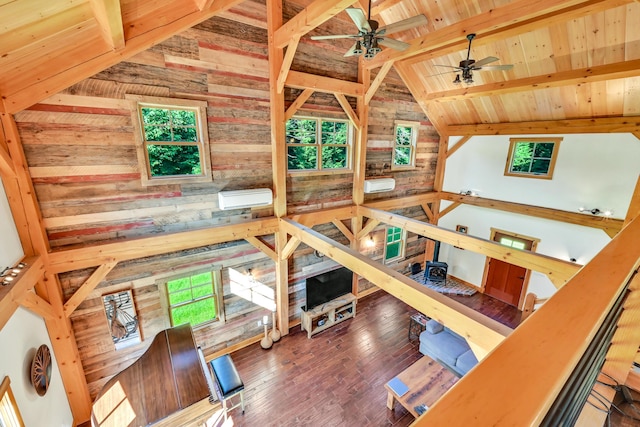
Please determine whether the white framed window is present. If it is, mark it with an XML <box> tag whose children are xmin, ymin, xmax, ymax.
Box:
<box><xmin>384</xmin><ymin>226</ymin><xmax>406</xmax><ymax>263</ymax></box>
<box><xmin>127</xmin><ymin>95</ymin><xmax>212</xmax><ymax>186</ymax></box>
<box><xmin>392</xmin><ymin>121</ymin><xmax>419</xmax><ymax>169</ymax></box>
<box><xmin>163</xmin><ymin>270</ymin><xmax>224</xmax><ymax>328</ymax></box>
<box><xmin>504</xmin><ymin>137</ymin><xmax>561</xmax><ymax>179</ymax></box>
<box><xmin>0</xmin><ymin>376</ymin><xmax>25</xmax><ymax>427</ymax></box>
<box><xmin>286</xmin><ymin>117</ymin><xmax>353</xmax><ymax>172</ymax></box>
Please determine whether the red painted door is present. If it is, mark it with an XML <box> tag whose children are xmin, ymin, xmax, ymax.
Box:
<box><xmin>485</xmin><ymin>259</ymin><xmax>527</xmax><ymax>306</ymax></box>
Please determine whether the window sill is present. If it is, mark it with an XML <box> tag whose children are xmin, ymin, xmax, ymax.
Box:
<box><xmin>390</xmin><ymin>165</ymin><xmax>417</xmax><ymax>172</ymax></box>
<box><xmin>287</xmin><ymin>169</ymin><xmax>354</xmax><ymax>177</ymax></box>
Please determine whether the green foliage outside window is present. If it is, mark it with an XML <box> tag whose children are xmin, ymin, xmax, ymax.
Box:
<box><xmin>167</xmin><ymin>272</ymin><xmax>217</xmax><ymax>327</ymax></box>
<box><xmin>393</xmin><ymin>123</ymin><xmax>417</xmax><ymax>168</ymax></box>
<box><xmin>141</xmin><ymin>107</ymin><xmax>202</xmax><ymax>177</ymax></box>
<box><xmin>385</xmin><ymin>226</ymin><xmax>404</xmax><ymax>261</ymax></box>
<box><xmin>286</xmin><ymin>117</ymin><xmax>350</xmax><ymax>171</ymax></box>
<box><xmin>509</xmin><ymin>141</ymin><xmax>555</xmax><ymax>175</ymax></box>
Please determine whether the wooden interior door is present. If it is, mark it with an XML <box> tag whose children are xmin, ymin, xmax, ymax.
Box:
<box><xmin>483</xmin><ymin>230</ymin><xmax>538</xmax><ymax>308</ymax></box>
<box><xmin>484</xmin><ymin>259</ymin><xmax>527</xmax><ymax>306</ymax></box>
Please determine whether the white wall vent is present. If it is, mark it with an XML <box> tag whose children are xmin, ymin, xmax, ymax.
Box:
<box><xmin>364</xmin><ymin>178</ymin><xmax>396</xmax><ymax>193</ymax></box>
<box><xmin>218</xmin><ymin>188</ymin><xmax>273</xmax><ymax>210</ymax></box>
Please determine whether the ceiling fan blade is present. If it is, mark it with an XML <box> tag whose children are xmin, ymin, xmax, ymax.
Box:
<box><xmin>434</xmin><ymin>64</ymin><xmax>462</xmax><ymax>70</ymax></box>
<box><xmin>471</xmin><ymin>56</ymin><xmax>499</xmax><ymax>68</ymax></box>
<box><xmin>344</xmin><ymin>42</ymin><xmax>359</xmax><ymax>57</ymax></box>
<box><xmin>345</xmin><ymin>8</ymin><xmax>371</xmax><ymax>32</ymax></box>
<box><xmin>377</xmin><ymin>14</ymin><xmax>427</xmax><ymax>36</ymax></box>
<box><xmin>476</xmin><ymin>64</ymin><xmax>514</xmax><ymax>71</ymax></box>
<box><xmin>310</xmin><ymin>34</ymin><xmax>360</xmax><ymax>40</ymax></box>
<box><xmin>378</xmin><ymin>38</ymin><xmax>410</xmax><ymax>51</ymax></box>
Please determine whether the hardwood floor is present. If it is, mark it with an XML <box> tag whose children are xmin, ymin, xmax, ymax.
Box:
<box><xmin>208</xmin><ymin>289</ymin><xmax>521</xmax><ymax>427</ymax></box>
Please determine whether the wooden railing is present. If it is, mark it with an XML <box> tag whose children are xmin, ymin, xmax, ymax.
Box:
<box><xmin>413</xmin><ymin>215</ymin><xmax>640</xmax><ymax>425</ymax></box>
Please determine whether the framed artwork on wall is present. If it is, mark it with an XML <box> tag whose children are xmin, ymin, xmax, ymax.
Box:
<box><xmin>102</xmin><ymin>290</ymin><xmax>141</xmax><ymax>350</ymax></box>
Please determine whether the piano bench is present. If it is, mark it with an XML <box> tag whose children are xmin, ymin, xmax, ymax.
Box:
<box><xmin>209</xmin><ymin>354</ymin><xmax>245</xmax><ymax>420</ymax></box>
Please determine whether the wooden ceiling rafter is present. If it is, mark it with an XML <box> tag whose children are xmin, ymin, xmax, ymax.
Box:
<box><xmin>365</xmin><ymin>61</ymin><xmax>394</xmax><ymax>105</ymax></box>
<box><xmin>89</xmin><ymin>0</ymin><xmax>124</xmax><ymax>50</ymax></box>
<box><xmin>365</xmin><ymin>0</ymin><xmax>633</xmax><ymax>69</ymax></box>
<box><xmin>1</xmin><ymin>0</ymin><xmax>247</xmax><ymax>114</ymax></box>
<box><xmin>425</xmin><ymin>59</ymin><xmax>640</xmax><ymax>103</ymax></box>
<box><xmin>273</xmin><ymin>0</ymin><xmax>355</xmax><ymax>49</ymax></box>
<box><xmin>286</xmin><ymin>70</ymin><xmax>364</xmax><ymax>96</ymax></box>
<box><xmin>447</xmin><ymin>117</ymin><xmax>640</xmax><ymax>135</ymax></box>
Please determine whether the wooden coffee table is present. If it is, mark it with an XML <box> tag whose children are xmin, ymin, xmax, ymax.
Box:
<box><xmin>385</xmin><ymin>356</ymin><xmax>459</xmax><ymax>417</ymax></box>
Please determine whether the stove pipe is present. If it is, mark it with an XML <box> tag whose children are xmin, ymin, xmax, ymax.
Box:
<box><xmin>433</xmin><ymin>240</ymin><xmax>441</xmax><ymax>262</ymax></box>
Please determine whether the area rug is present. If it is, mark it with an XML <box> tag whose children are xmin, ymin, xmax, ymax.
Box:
<box><xmin>409</xmin><ymin>272</ymin><xmax>478</xmax><ymax>296</ymax></box>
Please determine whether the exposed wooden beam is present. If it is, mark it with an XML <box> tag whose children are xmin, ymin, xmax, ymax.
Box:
<box><xmin>421</xmin><ymin>203</ymin><xmax>434</xmax><ymax>222</ymax></box>
<box><xmin>194</xmin><ymin>0</ymin><xmax>216</xmax><ymax>11</ymax></box>
<box><xmin>362</xmin><ymin>193</ymin><xmax>439</xmax><ymax>211</ymax></box>
<box><xmin>245</xmin><ymin>236</ymin><xmax>277</xmax><ymax>262</ymax></box>
<box><xmin>285</xmin><ymin>88</ymin><xmax>314</xmax><ymax>121</ymax></box>
<box><xmin>287</xmin><ymin>205</ymin><xmax>356</xmax><ymax>227</ymax></box>
<box><xmin>280</xmin><ymin>236</ymin><xmax>301</xmax><ymax>260</ymax></box>
<box><xmin>365</xmin><ymin>61</ymin><xmax>393</xmax><ymax>105</ymax></box>
<box><xmin>438</xmin><ymin>201</ymin><xmax>460</xmax><ymax>218</ymax></box>
<box><xmin>365</xmin><ymin>0</ymin><xmax>630</xmax><ymax>69</ymax></box>
<box><xmin>425</xmin><ymin>59</ymin><xmax>640</xmax><ymax>103</ymax></box>
<box><xmin>358</xmin><ymin>206</ymin><xmax>580</xmax><ymax>286</ymax></box>
<box><xmin>286</xmin><ymin>71</ymin><xmax>364</xmax><ymax>97</ymax></box>
<box><xmin>356</xmin><ymin>218</ymin><xmax>380</xmax><ymax>240</ymax></box>
<box><xmin>276</xmin><ymin>35</ymin><xmax>300</xmax><ymax>93</ymax></box>
<box><xmin>48</xmin><ymin>218</ymin><xmax>280</xmax><ymax>273</ymax></box>
<box><xmin>334</xmin><ymin>93</ymin><xmax>360</xmax><ymax>128</ymax></box>
<box><xmin>63</xmin><ymin>260</ymin><xmax>118</xmax><ymax>317</ymax></box>
<box><xmin>0</xmin><ymin>144</ymin><xmax>15</xmax><ymax>178</ymax></box>
<box><xmin>352</xmin><ymin>57</ymin><xmax>369</xmax><ymax>206</ymax></box>
<box><xmin>2</xmin><ymin>0</ymin><xmax>246</xmax><ymax>114</ymax></box>
<box><xmin>624</xmin><ymin>175</ymin><xmax>640</xmax><ymax>226</ymax></box>
<box><xmin>0</xmin><ymin>256</ymin><xmax>44</xmax><ymax>330</ymax></box>
<box><xmin>280</xmin><ymin>218</ymin><xmax>511</xmax><ymax>356</ymax></box>
<box><xmin>416</xmin><ymin>216</ymin><xmax>640</xmax><ymax>425</ymax></box>
<box><xmin>273</xmin><ymin>0</ymin><xmax>354</xmax><ymax>48</ymax></box>
<box><xmin>18</xmin><ymin>289</ymin><xmax>57</xmax><ymax>321</ymax></box>
<box><xmin>446</xmin><ymin>136</ymin><xmax>471</xmax><ymax>158</ymax></box>
<box><xmin>441</xmin><ymin>192</ymin><xmax>625</xmax><ymax>236</ymax></box>
<box><xmin>332</xmin><ymin>219</ymin><xmax>354</xmax><ymax>243</ymax></box>
<box><xmin>89</xmin><ymin>0</ymin><xmax>125</xmax><ymax>50</ymax></box>
<box><xmin>447</xmin><ymin>117</ymin><xmax>640</xmax><ymax>136</ymax></box>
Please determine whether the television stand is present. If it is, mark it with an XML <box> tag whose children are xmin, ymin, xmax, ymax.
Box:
<box><xmin>300</xmin><ymin>293</ymin><xmax>356</xmax><ymax>338</ymax></box>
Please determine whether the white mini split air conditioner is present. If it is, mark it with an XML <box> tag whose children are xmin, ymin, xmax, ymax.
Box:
<box><xmin>364</xmin><ymin>178</ymin><xmax>396</xmax><ymax>193</ymax></box>
<box><xmin>218</xmin><ymin>188</ymin><xmax>273</xmax><ymax>210</ymax></box>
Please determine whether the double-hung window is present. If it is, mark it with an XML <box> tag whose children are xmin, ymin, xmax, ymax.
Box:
<box><xmin>164</xmin><ymin>270</ymin><xmax>224</xmax><ymax>328</ymax></box>
<box><xmin>0</xmin><ymin>376</ymin><xmax>25</xmax><ymax>427</ymax></box>
<box><xmin>392</xmin><ymin>121</ymin><xmax>419</xmax><ymax>169</ymax></box>
<box><xmin>286</xmin><ymin>117</ymin><xmax>352</xmax><ymax>172</ymax></box>
<box><xmin>384</xmin><ymin>226</ymin><xmax>406</xmax><ymax>263</ymax></box>
<box><xmin>128</xmin><ymin>95</ymin><xmax>212</xmax><ymax>186</ymax></box>
<box><xmin>505</xmin><ymin>137</ymin><xmax>561</xmax><ymax>179</ymax></box>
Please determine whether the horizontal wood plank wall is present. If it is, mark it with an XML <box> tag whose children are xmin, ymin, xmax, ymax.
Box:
<box><xmin>14</xmin><ymin>12</ymin><xmax>273</xmax><ymax>248</ymax></box>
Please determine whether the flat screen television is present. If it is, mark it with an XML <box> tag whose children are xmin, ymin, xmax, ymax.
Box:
<box><xmin>304</xmin><ymin>267</ymin><xmax>353</xmax><ymax>311</ymax></box>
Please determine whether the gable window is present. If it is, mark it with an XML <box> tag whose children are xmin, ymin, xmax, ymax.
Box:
<box><xmin>286</xmin><ymin>117</ymin><xmax>352</xmax><ymax>172</ymax></box>
<box><xmin>0</xmin><ymin>376</ymin><xmax>25</xmax><ymax>427</ymax></box>
<box><xmin>384</xmin><ymin>226</ymin><xmax>406</xmax><ymax>263</ymax></box>
<box><xmin>164</xmin><ymin>270</ymin><xmax>224</xmax><ymax>328</ymax></box>
<box><xmin>392</xmin><ymin>121</ymin><xmax>419</xmax><ymax>169</ymax></box>
<box><xmin>128</xmin><ymin>95</ymin><xmax>211</xmax><ymax>186</ymax></box>
<box><xmin>505</xmin><ymin>137</ymin><xmax>561</xmax><ymax>179</ymax></box>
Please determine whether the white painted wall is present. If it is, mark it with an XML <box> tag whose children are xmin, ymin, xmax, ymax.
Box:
<box><xmin>439</xmin><ymin>133</ymin><xmax>640</xmax><ymax>299</ymax></box>
<box><xmin>0</xmin><ymin>181</ymin><xmax>73</xmax><ymax>426</ymax></box>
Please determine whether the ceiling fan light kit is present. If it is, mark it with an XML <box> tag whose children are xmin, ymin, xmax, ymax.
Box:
<box><xmin>310</xmin><ymin>1</ymin><xmax>427</xmax><ymax>59</ymax></box>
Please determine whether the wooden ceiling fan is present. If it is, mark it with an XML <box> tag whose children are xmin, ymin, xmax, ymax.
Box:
<box><xmin>310</xmin><ymin>1</ymin><xmax>427</xmax><ymax>59</ymax></box>
<box><xmin>434</xmin><ymin>33</ymin><xmax>514</xmax><ymax>84</ymax></box>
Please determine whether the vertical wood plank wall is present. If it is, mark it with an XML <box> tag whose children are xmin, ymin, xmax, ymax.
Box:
<box><xmin>10</xmin><ymin>2</ymin><xmax>438</xmax><ymax>401</ymax></box>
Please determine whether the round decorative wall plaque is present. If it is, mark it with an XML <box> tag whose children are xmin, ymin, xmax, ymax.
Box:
<box><xmin>30</xmin><ymin>344</ymin><xmax>52</xmax><ymax>396</ymax></box>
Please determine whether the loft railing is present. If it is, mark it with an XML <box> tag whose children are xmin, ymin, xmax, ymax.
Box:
<box><xmin>414</xmin><ymin>215</ymin><xmax>640</xmax><ymax>426</ymax></box>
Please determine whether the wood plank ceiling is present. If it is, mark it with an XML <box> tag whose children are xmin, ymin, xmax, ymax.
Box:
<box><xmin>1</xmin><ymin>0</ymin><xmax>640</xmax><ymax>130</ymax></box>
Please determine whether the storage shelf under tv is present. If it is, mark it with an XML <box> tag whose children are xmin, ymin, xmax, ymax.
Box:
<box><xmin>300</xmin><ymin>293</ymin><xmax>357</xmax><ymax>339</ymax></box>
